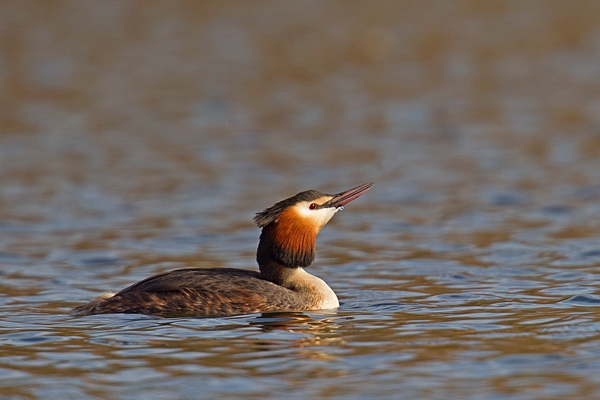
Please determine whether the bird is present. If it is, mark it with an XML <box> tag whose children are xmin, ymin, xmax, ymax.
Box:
<box><xmin>70</xmin><ymin>182</ymin><xmax>373</xmax><ymax>317</ymax></box>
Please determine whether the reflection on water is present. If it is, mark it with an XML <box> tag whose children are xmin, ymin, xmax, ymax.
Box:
<box><xmin>3</xmin><ymin>1</ymin><xmax>600</xmax><ymax>399</ymax></box>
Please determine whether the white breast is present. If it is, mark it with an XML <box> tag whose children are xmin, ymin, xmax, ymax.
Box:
<box><xmin>295</xmin><ymin>268</ymin><xmax>340</xmax><ymax>309</ymax></box>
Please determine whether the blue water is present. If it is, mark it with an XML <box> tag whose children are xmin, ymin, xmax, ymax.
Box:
<box><xmin>3</xmin><ymin>2</ymin><xmax>600</xmax><ymax>399</ymax></box>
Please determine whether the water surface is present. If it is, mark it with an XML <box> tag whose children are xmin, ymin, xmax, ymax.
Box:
<box><xmin>2</xmin><ymin>2</ymin><xmax>600</xmax><ymax>399</ymax></box>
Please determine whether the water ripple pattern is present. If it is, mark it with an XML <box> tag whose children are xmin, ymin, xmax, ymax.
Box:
<box><xmin>2</xmin><ymin>2</ymin><xmax>600</xmax><ymax>399</ymax></box>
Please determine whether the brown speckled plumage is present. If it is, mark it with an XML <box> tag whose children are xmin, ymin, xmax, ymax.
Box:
<box><xmin>71</xmin><ymin>183</ymin><xmax>373</xmax><ymax>318</ymax></box>
<box><xmin>71</xmin><ymin>268</ymin><xmax>310</xmax><ymax>317</ymax></box>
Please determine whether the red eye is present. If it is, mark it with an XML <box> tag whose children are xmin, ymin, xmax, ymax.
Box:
<box><xmin>309</xmin><ymin>203</ymin><xmax>317</xmax><ymax>210</ymax></box>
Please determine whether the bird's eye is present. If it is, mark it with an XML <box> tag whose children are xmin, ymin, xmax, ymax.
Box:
<box><xmin>309</xmin><ymin>203</ymin><xmax>317</xmax><ymax>210</ymax></box>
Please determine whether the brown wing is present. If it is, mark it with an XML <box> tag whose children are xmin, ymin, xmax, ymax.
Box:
<box><xmin>115</xmin><ymin>268</ymin><xmax>261</xmax><ymax>294</ymax></box>
<box><xmin>78</xmin><ymin>268</ymin><xmax>304</xmax><ymax>317</ymax></box>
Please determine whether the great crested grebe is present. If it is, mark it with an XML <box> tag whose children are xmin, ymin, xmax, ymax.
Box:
<box><xmin>71</xmin><ymin>182</ymin><xmax>373</xmax><ymax>317</ymax></box>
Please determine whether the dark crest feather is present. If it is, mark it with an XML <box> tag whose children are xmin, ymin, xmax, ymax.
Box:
<box><xmin>253</xmin><ymin>189</ymin><xmax>328</xmax><ymax>228</ymax></box>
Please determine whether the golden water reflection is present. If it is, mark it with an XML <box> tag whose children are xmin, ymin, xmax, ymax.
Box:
<box><xmin>3</xmin><ymin>1</ymin><xmax>600</xmax><ymax>399</ymax></box>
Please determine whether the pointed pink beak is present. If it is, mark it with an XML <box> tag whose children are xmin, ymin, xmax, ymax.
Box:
<box><xmin>323</xmin><ymin>182</ymin><xmax>373</xmax><ymax>208</ymax></box>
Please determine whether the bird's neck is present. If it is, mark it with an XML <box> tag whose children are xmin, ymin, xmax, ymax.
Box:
<box><xmin>256</xmin><ymin>221</ymin><xmax>338</xmax><ymax>309</ymax></box>
<box><xmin>256</xmin><ymin>219</ymin><xmax>319</xmax><ymax>285</ymax></box>
<box><xmin>256</xmin><ymin>219</ymin><xmax>317</xmax><ymax>270</ymax></box>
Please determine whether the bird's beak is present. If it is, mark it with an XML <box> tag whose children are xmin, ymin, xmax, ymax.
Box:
<box><xmin>323</xmin><ymin>182</ymin><xmax>374</xmax><ymax>209</ymax></box>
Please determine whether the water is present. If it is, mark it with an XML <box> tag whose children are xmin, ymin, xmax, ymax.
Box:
<box><xmin>3</xmin><ymin>2</ymin><xmax>600</xmax><ymax>399</ymax></box>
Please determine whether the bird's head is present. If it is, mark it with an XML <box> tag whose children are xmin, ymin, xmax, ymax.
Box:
<box><xmin>254</xmin><ymin>182</ymin><xmax>373</xmax><ymax>269</ymax></box>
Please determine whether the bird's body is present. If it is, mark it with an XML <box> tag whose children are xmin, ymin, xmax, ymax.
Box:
<box><xmin>71</xmin><ymin>182</ymin><xmax>373</xmax><ymax>317</ymax></box>
<box><xmin>72</xmin><ymin>267</ymin><xmax>337</xmax><ymax>317</ymax></box>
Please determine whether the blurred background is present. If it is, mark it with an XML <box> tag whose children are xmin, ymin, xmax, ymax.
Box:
<box><xmin>4</xmin><ymin>1</ymin><xmax>600</xmax><ymax>207</ymax></box>
<box><xmin>4</xmin><ymin>2</ymin><xmax>600</xmax><ymax>399</ymax></box>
